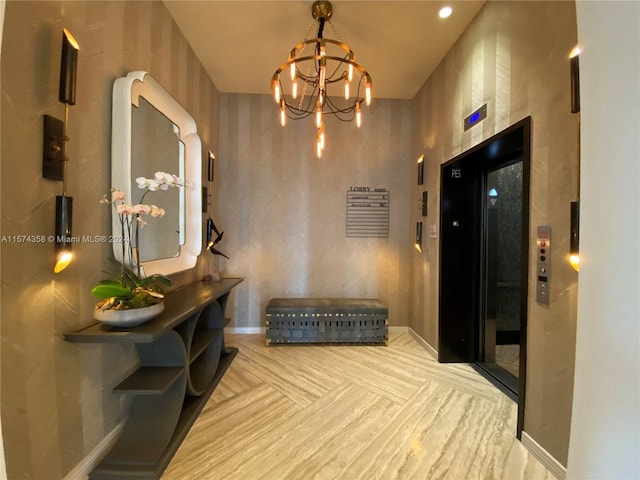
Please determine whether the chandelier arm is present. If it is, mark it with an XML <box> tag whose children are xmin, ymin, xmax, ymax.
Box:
<box><xmin>274</xmin><ymin>55</ymin><xmax>371</xmax><ymax>84</ymax></box>
<box><xmin>324</xmin><ymin>95</ymin><xmax>357</xmax><ymax>116</ymax></box>
<box><xmin>289</xmin><ymin>38</ymin><xmax>355</xmax><ymax>59</ymax></box>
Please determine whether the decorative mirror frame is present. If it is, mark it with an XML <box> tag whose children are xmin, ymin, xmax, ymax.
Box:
<box><xmin>112</xmin><ymin>71</ymin><xmax>202</xmax><ymax>276</ymax></box>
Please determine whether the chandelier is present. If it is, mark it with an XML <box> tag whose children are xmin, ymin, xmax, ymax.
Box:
<box><xmin>271</xmin><ymin>0</ymin><xmax>372</xmax><ymax>158</ymax></box>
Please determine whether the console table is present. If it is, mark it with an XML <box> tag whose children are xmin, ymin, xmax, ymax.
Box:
<box><xmin>65</xmin><ymin>278</ymin><xmax>243</xmax><ymax>479</ymax></box>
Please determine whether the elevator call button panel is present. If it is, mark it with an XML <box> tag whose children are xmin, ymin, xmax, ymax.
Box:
<box><xmin>536</xmin><ymin>226</ymin><xmax>551</xmax><ymax>305</ymax></box>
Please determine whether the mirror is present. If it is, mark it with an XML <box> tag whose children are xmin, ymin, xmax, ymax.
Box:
<box><xmin>112</xmin><ymin>71</ymin><xmax>201</xmax><ymax>276</ymax></box>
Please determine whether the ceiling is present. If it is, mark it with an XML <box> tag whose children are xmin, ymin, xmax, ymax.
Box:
<box><xmin>163</xmin><ymin>1</ymin><xmax>486</xmax><ymax>100</ymax></box>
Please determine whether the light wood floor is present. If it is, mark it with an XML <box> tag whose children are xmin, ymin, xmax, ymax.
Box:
<box><xmin>163</xmin><ymin>332</ymin><xmax>555</xmax><ymax>480</ymax></box>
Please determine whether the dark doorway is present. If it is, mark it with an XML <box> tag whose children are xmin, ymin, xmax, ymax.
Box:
<box><xmin>438</xmin><ymin>117</ymin><xmax>530</xmax><ymax>438</ymax></box>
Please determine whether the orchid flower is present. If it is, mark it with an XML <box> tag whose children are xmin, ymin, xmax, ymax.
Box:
<box><xmin>99</xmin><ymin>172</ymin><xmax>189</xmax><ymax>292</ymax></box>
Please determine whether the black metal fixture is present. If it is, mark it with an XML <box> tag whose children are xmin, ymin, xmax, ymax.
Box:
<box><xmin>44</xmin><ymin>28</ymin><xmax>79</xmax><ymax>273</ymax></box>
<box><xmin>570</xmin><ymin>201</ymin><xmax>580</xmax><ymax>272</ymax></box>
<box><xmin>417</xmin><ymin>155</ymin><xmax>424</xmax><ymax>185</ymax></box>
<box><xmin>569</xmin><ymin>45</ymin><xmax>581</xmax><ymax>271</ymax></box>
<box><xmin>207</xmin><ymin>150</ymin><xmax>215</xmax><ymax>182</ymax></box>
<box><xmin>570</xmin><ymin>45</ymin><xmax>581</xmax><ymax>114</ymax></box>
<box><xmin>421</xmin><ymin>190</ymin><xmax>428</xmax><ymax>217</ymax></box>
<box><xmin>415</xmin><ymin>221</ymin><xmax>423</xmax><ymax>252</ymax></box>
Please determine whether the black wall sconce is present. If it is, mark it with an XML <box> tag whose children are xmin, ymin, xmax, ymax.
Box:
<box><xmin>207</xmin><ymin>150</ymin><xmax>215</xmax><ymax>182</ymax></box>
<box><xmin>569</xmin><ymin>45</ymin><xmax>581</xmax><ymax>272</ymax></box>
<box><xmin>570</xmin><ymin>45</ymin><xmax>581</xmax><ymax>114</ymax></box>
<box><xmin>570</xmin><ymin>201</ymin><xmax>580</xmax><ymax>272</ymax></box>
<box><xmin>43</xmin><ymin>28</ymin><xmax>79</xmax><ymax>273</ymax></box>
<box><xmin>417</xmin><ymin>154</ymin><xmax>424</xmax><ymax>185</ymax></box>
<box><xmin>415</xmin><ymin>221</ymin><xmax>423</xmax><ymax>252</ymax></box>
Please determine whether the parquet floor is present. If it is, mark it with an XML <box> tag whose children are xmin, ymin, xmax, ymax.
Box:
<box><xmin>163</xmin><ymin>332</ymin><xmax>555</xmax><ymax>480</ymax></box>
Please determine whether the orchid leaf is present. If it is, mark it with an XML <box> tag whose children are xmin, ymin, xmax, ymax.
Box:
<box><xmin>91</xmin><ymin>284</ymin><xmax>131</xmax><ymax>299</ymax></box>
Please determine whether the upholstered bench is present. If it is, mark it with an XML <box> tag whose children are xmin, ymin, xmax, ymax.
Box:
<box><xmin>265</xmin><ymin>298</ymin><xmax>388</xmax><ymax>345</ymax></box>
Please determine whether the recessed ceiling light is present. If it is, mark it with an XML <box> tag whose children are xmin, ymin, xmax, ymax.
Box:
<box><xmin>439</xmin><ymin>6</ymin><xmax>453</xmax><ymax>19</ymax></box>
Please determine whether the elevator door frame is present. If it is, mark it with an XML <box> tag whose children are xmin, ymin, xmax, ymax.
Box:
<box><xmin>438</xmin><ymin>117</ymin><xmax>531</xmax><ymax>438</ymax></box>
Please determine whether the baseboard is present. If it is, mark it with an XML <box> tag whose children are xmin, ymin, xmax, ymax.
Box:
<box><xmin>389</xmin><ymin>326</ymin><xmax>408</xmax><ymax>334</ymax></box>
<box><xmin>408</xmin><ymin>327</ymin><xmax>438</xmax><ymax>360</ymax></box>
<box><xmin>63</xmin><ymin>421</ymin><xmax>125</xmax><ymax>480</ymax></box>
<box><xmin>521</xmin><ymin>431</ymin><xmax>566</xmax><ymax>480</ymax></box>
<box><xmin>226</xmin><ymin>327</ymin><xmax>265</xmax><ymax>334</ymax></box>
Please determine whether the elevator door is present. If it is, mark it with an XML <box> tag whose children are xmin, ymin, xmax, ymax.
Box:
<box><xmin>479</xmin><ymin>160</ymin><xmax>523</xmax><ymax>394</ymax></box>
<box><xmin>438</xmin><ymin>117</ymin><xmax>530</xmax><ymax>436</ymax></box>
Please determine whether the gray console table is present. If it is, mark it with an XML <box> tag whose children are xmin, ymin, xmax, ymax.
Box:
<box><xmin>65</xmin><ymin>278</ymin><xmax>243</xmax><ymax>479</ymax></box>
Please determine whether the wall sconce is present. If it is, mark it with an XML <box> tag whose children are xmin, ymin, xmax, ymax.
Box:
<box><xmin>207</xmin><ymin>150</ymin><xmax>215</xmax><ymax>182</ymax></box>
<box><xmin>415</xmin><ymin>221</ymin><xmax>423</xmax><ymax>252</ymax></box>
<box><xmin>570</xmin><ymin>201</ymin><xmax>580</xmax><ymax>272</ymax></box>
<box><xmin>569</xmin><ymin>45</ymin><xmax>581</xmax><ymax>271</ymax></box>
<box><xmin>43</xmin><ymin>28</ymin><xmax>79</xmax><ymax>273</ymax></box>
<box><xmin>570</xmin><ymin>45</ymin><xmax>581</xmax><ymax>114</ymax></box>
<box><xmin>417</xmin><ymin>155</ymin><xmax>424</xmax><ymax>185</ymax></box>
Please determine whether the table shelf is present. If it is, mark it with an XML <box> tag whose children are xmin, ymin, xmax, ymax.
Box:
<box><xmin>66</xmin><ymin>278</ymin><xmax>243</xmax><ymax>479</ymax></box>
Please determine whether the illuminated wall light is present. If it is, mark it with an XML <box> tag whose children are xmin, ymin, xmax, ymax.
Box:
<box><xmin>415</xmin><ymin>222</ymin><xmax>423</xmax><ymax>252</ymax></box>
<box><xmin>54</xmin><ymin>196</ymin><xmax>73</xmax><ymax>273</ymax></box>
<box><xmin>570</xmin><ymin>45</ymin><xmax>581</xmax><ymax>113</ymax></box>
<box><xmin>417</xmin><ymin>154</ymin><xmax>424</xmax><ymax>185</ymax></box>
<box><xmin>570</xmin><ymin>200</ymin><xmax>580</xmax><ymax>272</ymax></box>
<box><xmin>439</xmin><ymin>6</ymin><xmax>453</xmax><ymax>19</ymax></box>
<box><xmin>46</xmin><ymin>28</ymin><xmax>79</xmax><ymax>273</ymax></box>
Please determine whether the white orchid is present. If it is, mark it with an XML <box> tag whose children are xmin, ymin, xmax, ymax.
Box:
<box><xmin>100</xmin><ymin>172</ymin><xmax>190</xmax><ymax>285</ymax></box>
<box><xmin>136</xmin><ymin>171</ymin><xmax>190</xmax><ymax>192</ymax></box>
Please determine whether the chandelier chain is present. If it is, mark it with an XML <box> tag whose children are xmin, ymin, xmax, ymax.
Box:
<box><xmin>327</xmin><ymin>19</ymin><xmax>342</xmax><ymax>42</ymax></box>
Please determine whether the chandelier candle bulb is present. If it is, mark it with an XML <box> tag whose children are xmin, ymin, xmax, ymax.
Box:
<box><xmin>356</xmin><ymin>102</ymin><xmax>362</xmax><ymax>128</ymax></box>
<box><xmin>280</xmin><ymin>100</ymin><xmax>286</xmax><ymax>126</ymax></box>
<box><xmin>365</xmin><ymin>80</ymin><xmax>372</xmax><ymax>106</ymax></box>
<box><xmin>319</xmin><ymin>123</ymin><xmax>325</xmax><ymax>149</ymax></box>
<box><xmin>290</xmin><ymin>61</ymin><xmax>296</xmax><ymax>81</ymax></box>
<box><xmin>292</xmin><ymin>81</ymin><xmax>298</xmax><ymax>99</ymax></box>
<box><xmin>316</xmin><ymin>101</ymin><xmax>322</xmax><ymax>128</ymax></box>
<box><xmin>345</xmin><ymin>78</ymin><xmax>350</xmax><ymax>99</ymax></box>
<box><xmin>272</xmin><ymin>78</ymin><xmax>281</xmax><ymax>103</ymax></box>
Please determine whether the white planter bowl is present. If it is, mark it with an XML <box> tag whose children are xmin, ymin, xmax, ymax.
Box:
<box><xmin>94</xmin><ymin>302</ymin><xmax>164</xmax><ymax>328</ymax></box>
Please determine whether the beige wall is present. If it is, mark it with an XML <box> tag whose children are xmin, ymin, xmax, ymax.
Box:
<box><xmin>218</xmin><ymin>94</ymin><xmax>412</xmax><ymax>327</ymax></box>
<box><xmin>410</xmin><ymin>0</ymin><xmax>579</xmax><ymax>466</ymax></box>
<box><xmin>568</xmin><ymin>2</ymin><xmax>640</xmax><ymax>477</ymax></box>
<box><xmin>0</xmin><ymin>1</ymin><xmax>218</xmax><ymax>478</ymax></box>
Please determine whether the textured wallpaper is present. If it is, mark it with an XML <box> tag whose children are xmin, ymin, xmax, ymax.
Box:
<box><xmin>409</xmin><ymin>0</ymin><xmax>579</xmax><ymax>466</ymax></box>
<box><xmin>218</xmin><ymin>94</ymin><xmax>412</xmax><ymax>328</ymax></box>
<box><xmin>1</xmin><ymin>1</ymin><xmax>218</xmax><ymax>478</ymax></box>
